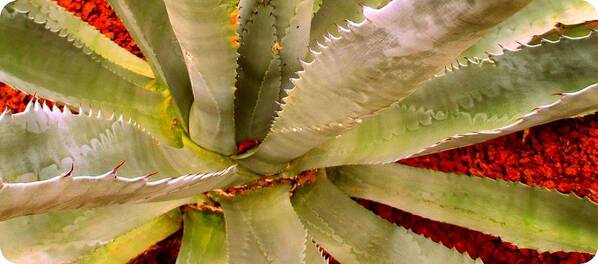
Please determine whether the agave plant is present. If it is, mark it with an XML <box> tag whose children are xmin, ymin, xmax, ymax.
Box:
<box><xmin>0</xmin><ymin>0</ymin><xmax>597</xmax><ymax>262</ymax></box>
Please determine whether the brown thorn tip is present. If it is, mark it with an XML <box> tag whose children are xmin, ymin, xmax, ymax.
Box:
<box><xmin>112</xmin><ymin>160</ymin><xmax>127</xmax><ymax>174</ymax></box>
<box><xmin>63</xmin><ymin>163</ymin><xmax>75</xmax><ymax>177</ymax></box>
<box><xmin>145</xmin><ymin>171</ymin><xmax>159</xmax><ymax>178</ymax></box>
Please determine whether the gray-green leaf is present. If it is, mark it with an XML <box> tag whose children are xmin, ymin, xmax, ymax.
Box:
<box><xmin>164</xmin><ymin>0</ymin><xmax>239</xmax><ymax>155</ymax></box>
<box><xmin>332</xmin><ymin>164</ymin><xmax>598</xmax><ymax>253</ymax></box>
<box><xmin>106</xmin><ymin>0</ymin><xmax>193</xmax><ymax>129</ymax></box>
<box><xmin>0</xmin><ymin>199</ymin><xmax>189</xmax><ymax>263</ymax></box>
<box><xmin>0</xmin><ymin>165</ymin><xmax>237</xmax><ymax>221</ymax></box>
<box><xmin>292</xmin><ymin>32</ymin><xmax>598</xmax><ymax>171</ymax></box>
<box><xmin>176</xmin><ymin>210</ymin><xmax>227</xmax><ymax>264</ymax></box>
<box><xmin>242</xmin><ymin>0</ymin><xmax>531</xmax><ymax>174</ymax></box>
<box><xmin>292</xmin><ymin>172</ymin><xmax>480</xmax><ymax>263</ymax></box>
<box><xmin>221</xmin><ymin>184</ymin><xmax>308</xmax><ymax>263</ymax></box>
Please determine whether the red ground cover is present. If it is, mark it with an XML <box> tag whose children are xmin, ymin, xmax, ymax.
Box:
<box><xmin>1</xmin><ymin>1</ymin><xmax>596</xmax><ymax>263</ymax></box>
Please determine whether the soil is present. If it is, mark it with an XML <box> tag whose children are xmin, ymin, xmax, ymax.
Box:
<box><xmin>1</xmin><ymin>1</ymin><xmax>596</xmax><ymax>263</ymax></box>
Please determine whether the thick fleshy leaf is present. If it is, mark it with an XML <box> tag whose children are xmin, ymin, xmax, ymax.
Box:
<box><xmin>235</xmin><ymin>2</ymin><xmax>279</xmax><ymax>142</ymax></box>
<box><xmin>176</xmin><ymin>210</ymin><xmax>227</xmax><ymax>264</ymax></box>
<box><xmin>242</xmin><ymin>0</ymin><xmax>531</xmax><ymax>174</ymax></box>
<box><xmin>308</xmin><ymin>0</ymin><xmax>383</xmax><ymax>48</ymax></box>
<box><xmin>221</xmin><ymin>184</ymin><xmax>308</xmax><ymax>264</ymax></box>
<box><xmin>0</xmin><ymin>199</ymin><xmax>189</xmax><ymax>263</ymax></box>
<box><xmin>0</xmin><ymin>165</ymin><xmax>237</xmax><ymax>221</ymax></box>
<box><xmin>331</xmin><ymin>164</ymin><xmax>598</xmax><ymax>253</ymax></box>
<box><xmin>461</xmin><ymin>0</ymin><xmax>597</xmax><ymax>58</ymax></box>
<box><xmin>77</xmin><ymin>209</ymin><xmax>182</xmax><ymax>264</ymax></box>
<box><xmin>163</xmin><ymin>0</ymin><xmax>239</xmax><ymax>155</ymax></box>
<box><xmin>106</xmin><ymin>0</ymin><xmax>193</xmax><ymax>128</ymax></box>
<box><xmin>0</xmin><ymin>9</ymin><xmax>174</xmax><ymax>143</ymax></box>
<box><xmin>304</xmin><ymin>239</ymin><xmax>327</xmax><ymax>264</ymax></box>
<box><xmin>235</xmin><ymin>0</ymin><xmax>315</xmax><ymax>142</ymax></box>
<box><xmin>237</xmin><ymin>0</ymin><xmax>257</xmax><ymax>33</ymax></box>
<box><xmin>13</xmin><ymin>0</ymin><xmax>154</xmax><ymax>78</ymax></box>
<box><xmin>291</xmin><ymin>32</ymin><xmax>598</xmax><ymax>171</ymax></box>
<box><xmin>278</xmin><ymin>0</ymin><xmax>314</xmax><ymax>99</ymax></box>
<box><xmin>0</xmin><ymin>101</ymin><xmax>230</xmax><ymax>183</ymax></box>
<box><xmin>528</xmin><ymin>20</ymin><xmax>598</xmax><ymax>44</ymax></box>
<box><xmin>292</xmin><ymin>173</ymin><xmax>480</xmax><ymax>263</ymax></box>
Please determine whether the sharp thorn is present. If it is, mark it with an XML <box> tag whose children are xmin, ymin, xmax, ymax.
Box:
<box><xmin>145</xmin><ymin>171</ymin><xmax>159</xmax><ymax>178</ymax></box>
<box><xmin>62</xmin><ymin>163</ymin><xmax>75</xmax><ymax>177</ymax></box>
<box><xmin>112</xmin><ymin>160</ymin><xmax>126</xmax><ymax>174</ymax></box>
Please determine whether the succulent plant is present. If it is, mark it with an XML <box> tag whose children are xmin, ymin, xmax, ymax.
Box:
<box><xmin>0</xmin><ymin>0</ymin><xmax>597</xmax><ymax>263</ymax></box>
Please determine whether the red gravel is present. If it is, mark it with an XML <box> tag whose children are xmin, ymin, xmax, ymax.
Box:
<box><xmin>400</xmin><ymin>117</ymin><xmax>598</xmax><ymax>202</ymax></box>
<box><xmin>0</xmin><ymin>83</ymin><xmax>28</xmax><ymax>113</ymax></box>
<box><xmin>54</xmin><ymin>0</ymin><xmax>144</xmax><ymax>58</ymax></box>
<box><xmin>1</xmin><ymin>1</ymin><xmax>596</xmax><ymax>263</ymax></box>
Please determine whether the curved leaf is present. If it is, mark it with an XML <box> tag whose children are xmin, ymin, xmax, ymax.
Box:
<box><xmin>278</xmin><ymin>0</ymin><xmax>314</xmax><ymax>99</ymax></box>
<box><xmin>331</xmin><ymin>164</ymin><xmax>598</xmax><ymax>253</ymax></box>
<box><xmin>0</xmin><ymin>199</ymin><xmax>189</xmax><ymax>264</ymax></box>
<box><xmin>292</xmin><ymin>32</ymin><xmax>598</xmax><ymax>171</ymax></box>
<box><xmin>0</xmin><ymin>9</ymin><xmax>174</xmax><ymax>143</ymax></box>
<box><xmin>308</xmin><ymin>0</ymin><xmax>382</xmax><ymax>49</ymax></box>
<box><xmin>221</xmin><ymin>184</ymin><xmax>308</xmax><ymax>264</ymax></box>
<box><xmin>0</xmin><ymin>101</ymin><xmax>229</xmax><ymax>183</ymax></box>
<box><xmin>236</xmin><ymin>0</ymin><xmax>315</xmax><ymax>142</ymax></box>
<box><xmin>235</xmin><ymin>2</ymin><xmax>279</xmax><ymax>142</ymax></box>
<box><xmin>462</xmin><ymin>0</ymin><xmax>597</xmax><ymax>58</ymax></box>
<box><xmin>0</xmin><ymin>165</ymin><xmax>237</xmax><ymax>221</ymax></box>
<box><xmin>163</xmin><ymin>0</ymin><xmax>239</xmax><ymax>155</ymax></box>
<box><xmin>242</xmin><ymin>0</ymin><xmax>531</xmax><ymax>174</ymax></box>
<box><xmin>292</xmin><ymin>172</ymin><xmax>480</xmax><ymax>263</ymax></box>
<box><xmin>304</xmin><ymin>236</ymin><xmax>327</xmax><ymax>264</ymax></box>
<box><xmin>13</xmin><ymin>0</ymin><xmax>154</xmax><ymax>78</ymax></box>
<box><xmin>106</xmin><ymin>0</ymin><xmax>193</xmax><ymax>128</ymax></box>
<box><xmin>77</xmin><ymin>209</ymin><xmax>182</xmax><ymax>264</ymax></box>
<box><xmin>176</xmin><ymin>210</ymin><xmax>227</xmax><ymax>264</ymax></box>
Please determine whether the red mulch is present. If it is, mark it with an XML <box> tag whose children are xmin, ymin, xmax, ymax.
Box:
<box><xmin>127</xmin><ymin>230</ymin><xmax>182</xmax><ymax>264</ymax></box>
<box><xmin>54</xmin><ymin>0</ymin><xmax>144</xmax><ymax>58</ymax></box>
<box><xmin>1</xmin><ymin>0</ymin><xmax>596</xmax><ymax>263</ymax></box>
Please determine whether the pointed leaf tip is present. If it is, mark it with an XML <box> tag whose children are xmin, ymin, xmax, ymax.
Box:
<box><xmin>112</xmin><ymin>160</ymin><xmax>127</xmax><ymax>174</ymax></box>
<box><xmin>62</xmin><ymin>163</ymin><xmax>75</xmax><ymax>178</ymax></box>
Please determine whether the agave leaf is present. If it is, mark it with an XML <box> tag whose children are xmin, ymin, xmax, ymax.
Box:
<box><xmin>292</xmin><ymin>172</ymin><xmax>480</xmax><ymax>263</ymax></box>
<box><xmin>331</xmin><ymin>164</ymin><xmax>598</xmax><ymax>253</ymax></box>
<box><xmin>77</xmin><ymin>209</ymin><xmax>182</xmax><ymax>264</ymax></box>
<box><xmin>278</xmin><ymin>0</ymin><xmax>314</xmax><ymax>99</ymax></box>
<box><xmin>176</xmin><ymin>210</ymin><xmax>227</xmax><ymax>264</ymax></box>
<box><xmin>528</xmin><ymin>20</ymin><xmax>598</xmax><ymax>44</ymax></box>
<box><xmin>0</xmin><ymin>199</ymin><xmax>189</xmax><ymax>263</ymax></box>
<box><xmin>13</xmin><ymin>0</ymin><xmax>154</xmax><ymax>78</ymax></box>
<box><xmin>106</xmin><ymin>0</ymin><xmax>193</xmax><ymax>128</ymax></box>
<box><xmin>291</xmin><ymin>32</ymin><xmax>598</xmax><ymax>171</ymax></box>
<box><xmin>220</xmin><ymin>184</ymin><xmax>307</xmax><ymax>264</ymax></box>
<box><xmin>304</xmin><ymin>235</ymin><xmax>327</xmax><ymax>264</ymax></box>
<box><xmin>237</xmin><ymin>0</ymin><xmax>257</xmax><ymax>33</ymax></box>
<box><xmin>412</xmin><ymin>83</ymin><xmax>598</xmax><ymax>157</ymax></box>
<box><xmin>272</xmin><ymin>0</ymin><xmax>302</xmax><ymax>41</ymax></box>
<box><xmin>236</xmin><ymin>0</ymin><xmax>315</xmax><ymax>142</ymax></box>
<box><xmin>461</xmin><ymin>0</ymin><xmax>597</xmax><ymax>58</ymax></box>
<box><xmin>308</xmin><ymin>0</ymin><xmax>383</xmax><ymax>49</ymax></box>
<box><xmin>163</xmin><ymin>0</ymin><xmax>239</xmax><ymax>155</ymax></box>
<box><xmin>312</xmin><ymin>0</ymin><xmax>321</xmax><ymax>13</ymax></box>
<box><xmin>0</xmin><ymin>9</ymin><xmax>177</xmax><ymax>143</ymax></box>
<box><xmin>0</xmin><ymin>165</ymin><xmax>237</xmax><ymax>221</ymax></box>
<box><xmin>235</xmin><ymin>2</ymin><xmax>279</xmax><ymax>142</ymax></box>
<box><xmin>0</xmin><ymin>101</ymin><xmax>230</xmax><ymax>183</ymax></box>
<box><xmin>242</xmin><ymin>0</ymin><xmax>531</xmax><ymax>174</ymax></box>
